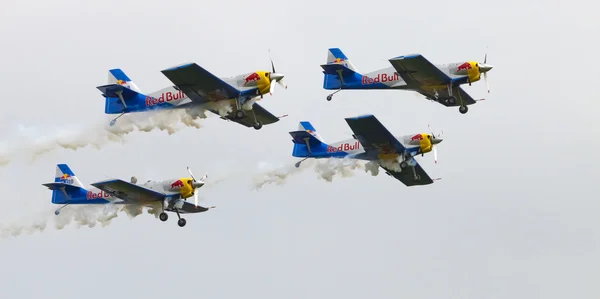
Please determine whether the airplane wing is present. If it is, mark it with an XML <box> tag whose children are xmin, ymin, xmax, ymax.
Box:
<box><xmin>380</xmin><ymin>160</ymin><xmax>435</xmax><ymax>186</ymax></box>
<box><xmin>161</xmin><ymin>63</ymin><xmax>241</xmax><ymax>104</ymax></box>
<box><xmin>176</xmin><ymin>201</ymin><xmax>211</xmax><ymax>214</ymax></box>
<box><xmin>388</xmin><ymin>54</ymin><xmax>454</xmax><ymax>86</ymax></box>
<box><xmin>91</xmin><ymin>179</ymin><xmax>166</xmax><ymax>202</ymax></box>
<box><xmin>215</xmin><ymin>103</ymin><xmax>280</xmax><ymax>127</ymax></box>
<box><xmin>417</xmin><ymin>86</ymin><xmax>478</xmax><ymax>106</ymax></box>
<box><xmin>344</xmin><ymin>114</ymin><xmax>406</xmax><ymax>156</ymax></box>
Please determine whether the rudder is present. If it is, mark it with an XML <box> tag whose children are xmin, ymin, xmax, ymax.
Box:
<box><xmin>108</xmin><ymin>69</ymin><xmax>142</xmax><ymax>93</ymax></box>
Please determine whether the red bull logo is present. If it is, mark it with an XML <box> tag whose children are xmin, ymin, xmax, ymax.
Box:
<box><xmin>117</xmin><ymin>80</ymin><xmax>127</xmax><ymax>85</ymax></box>
<box><xmin>60</xmin><ymin>173</ymin><xmax>74</xmax><ymax>184</ymax></box>
<box><xmin>244</xmin><ymin>72</ymin><xmax>261</xmax><ymax>85</ymax></box>
<box><xmin>457</xmin><ymin>62</ymin><xmax>472</xmax><ymax>72</ymax></box>
<box><xmin>410</xmin><ymin>134</ymin><xmax>423</xmax><ymax>141</ymax></box>
<box><xmin>171</xmin><ymin>180</ymin><xmax>184</xmax><ymax>189</ymax></box>
<box><xmin>332</xmin><ymin>58</ymin><xmax>345</xmax><ymax>63</ymax></box>
<box><xmin>145</xmin><ymin>90</ymin><xmax>185</xmax><ymax>107</ymax></box>
<box><xmin>326</xmin><ymin>141</ymin><xmax>360</xmax><ymax>153</ymax></box>
<box><xmin>87</xmin><ymin>190</ymin><xmax>110</xmax><ymax>200</ymax></box>
<box><xmin>361</xmin><ymin>73</ymin><xmax>399</xmax><ymax>85</ymax></box>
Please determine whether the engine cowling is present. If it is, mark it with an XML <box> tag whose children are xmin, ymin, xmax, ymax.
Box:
<box><xmin>453</xmin><ymin>61</ymin><xmax>481</xmax><ymax>84</ymax></box>
<box><xmin>241</xmin><ymin>71</ymin><xmax>272</xmax><ymax>95</ymax></box>
<box><xmin>168</xmin><ymin>177</ymin><xmax>195</xmax><ymax>199</ymax></box>
<box><xmin>405</xmin><ymin>133</ymin><xmax>433</xmax><ymax>154</ymax></box>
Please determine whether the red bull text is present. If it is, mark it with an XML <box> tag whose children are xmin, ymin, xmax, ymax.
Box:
<box><xmin>457</xmin><ymin>62</ymin><xmax>472</xmax><ymax>72</ymax></box>
<box><xmin>361</xmin><ymin>73</ymin><xmax>399</xmax><ymax>85</ymax></box>
<box><xmin>145</xmin><ymin>91</ymin><xmax>185</xmax><ymax>107</ymax></box>
<box><xmin>171</xmin><ymin>180</ymin><xmax>184</xmax><ymax>189</ymax></box>
<box><xmin>87</xmin><ymin>190</ymin><xmax>110</xmax><ymax>200</ymax></box>
<box><xmin>326</xmin><ymin>141</ymin><xmax>360</xmax><ymax>153</ymax></box>
<box><xmin>244</xmin><ymin>73</ymin><xmax>261</xmax><ymax>85</ymax></box>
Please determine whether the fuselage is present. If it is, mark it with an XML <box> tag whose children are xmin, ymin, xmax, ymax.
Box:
<box><xmin>325</xmin><ymin>61</ymin><xmax>485</xmax><ymax>90</ymax></box>
<box><xmin>303</xmin><ymin>133</ymin><xmax>438</xmax><ymax>161</ymax></box>
<box><xmin>63</xmin><ymin>177</ymin><xmax>203</xmax><ymax>205</ymax></box>
<box><xmin>106</xmin><ymin>70</ymin><xmax>275</xmax><ymax>115</ymax></box>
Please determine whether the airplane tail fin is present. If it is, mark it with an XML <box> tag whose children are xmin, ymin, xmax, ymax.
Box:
<box><xmin>107</xmin><ymin>69</ymin><xmax>142</xmax><ymax>93</ymax></box>
<box><xmin>289</xmin><ymin>121</ymin><xmax>330</xmax><ymax>158</ymax></box>
<box><xmin>97</xmin><ymin>70</ymin><xmax>148</xmax><ymax>114</ymax></box>
<box><xmin>42</xmin><ymin>164</ymin><xmax>88</xmax><ymax>204</ymax></box>
<box><xmin>321</xmin><ymin>48</ymin><xmax>361</xmax><ymax>90</ymax></box>
<box><xmin>325</xmin><ymin>48</ymin><xmax>358</xmax><ymax>72</ymax></box>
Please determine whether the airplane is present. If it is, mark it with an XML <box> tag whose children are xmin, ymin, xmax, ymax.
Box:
<box><xmin>321</xmin><ymin>48</ymin><xmax>493</xmax><ymax>114</ymax></box>
<box><xmin>42</xmin><ymin>164</ymin><xmax>214</xmax><ymax>227</ymax></box>
<box><xmin>289</xmin><ymin>114</ymin><xmax>443</xmax><ymax>186</ymax></box>
<box><xmin>96</xmin><ymin>55</ymin><xmax>288</xmax><ymax>130</ymax></box>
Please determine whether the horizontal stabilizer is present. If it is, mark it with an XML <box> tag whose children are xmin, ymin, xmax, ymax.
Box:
<box><xmin>96</xmin><ymin>84</ymin><xmax>141</xmax><ymax>101</ymax></box>
<box><xmin>42</xmin><ymin>182</ymin><xmax>85</xmax><ymax>193</ymax></box>
<box><xmin>289</xmin><ymin>130</ymin><xmax>323</xmax><ymax>146</ymax></box>
<box><xmin>320</xmin><ymin>63</ymin><xmax>357</xmax><ymax>76</ymax></box>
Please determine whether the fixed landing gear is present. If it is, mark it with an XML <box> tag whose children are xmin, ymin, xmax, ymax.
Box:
<box><xmin>447</xmin><ymin>96</ymin><xmax>456</xmax><ymax>105</ymax></box>
<box><xmin>400</xmin><ymin>161</ymin><xmax>408</xmax><ymax>169</ymax></box>
<box><xmin>295</xmin><ymin>158</ymin><xmax>308</xmax><ymax>168</ymax></box>
<box><xmin>235</xmin><ymin>110</ymin><xmax>245</xmax><ymax>119</ymax></box>
<box><xmin>326</xmin><ymin>88</ymin><xmax>342</xmax><ymax>101</ymax></box>
<box><xmin>175</xmin><ymin>209</ymin><xmax>186</xmax><ymax>227</ymax></box>
<box><xmin>253</xmin><ymin>121</ymin><xmax>263</xmax><ymax>130</ymax></box>
<box><xmin>159</xmin><ymin>212</ymin><xmax>168</xmax><ymax>222</ymax></box>
<box><xmin>54</xmin><ymin>203</ymin><xmax>69</xmax><ymax>215</ymax></box>
<box><xmin>459</xmin><ymin>106</ymin><xmax>468</xmax><ymax>114</ymax></box>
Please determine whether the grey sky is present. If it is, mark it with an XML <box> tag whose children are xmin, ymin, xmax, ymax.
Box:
<box><xmin>1</xmin><ymin>0</ymin><xmax>599</xmax><ymax>298</ymax></box>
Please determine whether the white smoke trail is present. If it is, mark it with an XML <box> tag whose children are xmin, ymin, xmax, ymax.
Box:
<box><xmin>0</xmin><ymin>203</ymin><xmax>164</xmax><ymax>239</ymax></box>
<box><xmin>252</xmin><ymin>158</ymin><xmax>367</xmax><ymax>189</ymax></box>
<box><xmin>0</xmin><ymin>105</ymin><xmax>211</xmax><ymax>167</ymax></box>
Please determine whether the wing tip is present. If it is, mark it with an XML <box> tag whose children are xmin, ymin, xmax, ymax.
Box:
<box><xmin>390</xmin><ymin>53</ymin><xmax>422</xmax><ymax>61</ymax></box>
<box><xmin>344</xmin><ymin>114</ymin><xmax>375</xmax><ymax>121</ymax></box>
<box><xmin>161</xmin><ymin>62</ymin><xmax>197</xmax><ymax>73</ymax></box>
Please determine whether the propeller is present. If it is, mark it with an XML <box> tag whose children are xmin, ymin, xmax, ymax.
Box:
<box><xmin>428</xmin><ymin>124</ymin><xmax>444</xmax><ymax>164</ymax></box>
<box><xmin>477</xmin><ymin>51</ymin><xmax>493</xmax><ymax>94</ymax></box>
<box><xmin>267</xmin><ymin>49</ymin><xmax>287</xmax><ymax>95</ymax></box>
<box><xmin>187</xmin><ymin>166</ymin><xmax>207</xmax><ymax>207</ymax></box>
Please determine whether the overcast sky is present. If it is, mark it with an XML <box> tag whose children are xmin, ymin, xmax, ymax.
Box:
<box><xmin>1</xmin><ymin>0</ymin><xmax>599</xmax><ymax>298</ymax></box>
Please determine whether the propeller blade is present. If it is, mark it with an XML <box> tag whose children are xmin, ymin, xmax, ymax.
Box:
<box><xmin>484</xmin><ymin>72</ymin><xmax>490</xmax><ymax>93</ymax></box>
<box><xmin>269</xmin><ymin>49</ymin><xmax>276</xmax><ymax>73</ymax></box>
<box><xmin>187</xmin><ymin>166</ymin><xmax>197</xmax><ymax>182</ymax></box>
<box><xmin>269</xmin><ymin>79</ymin><xmax>276</xmax><ymax>95</ymax></box>
<box><xmin>278</xmin><ymin>78</ymin><xmax>288</xmax><ymax>89</ymax></box>
<box><xmin>194</xmin><ymin>192</ymin><xmax>198</xmax><ymax>207</ymax></box>
<box><xmin>433</xmin><ymin>146</ymin><xmax>438</xmax><ymax>164</ymax></box>
<box><xmin>428</xmin><ymin>124</ymin><xmax>435</xmax><ymax>138</ymax></box>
